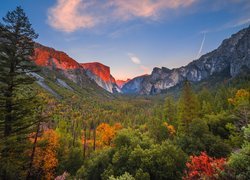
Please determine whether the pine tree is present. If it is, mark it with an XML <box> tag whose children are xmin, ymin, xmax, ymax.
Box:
<box><xmin>164</xmin><ymin>96</ymin><xmax>177</xmax><ymax>124</ymax></box>
<box><xmin>178</xmin><ymin>80</ymin><xmax>199</xmax><ymax>134</ymax></box>
<box><xmin>0</xmin><ymin>6</ymin><xmax>38</xmax><ymax>136</ymax></box>
<box><xmin>0</xmin><ymin>6</ymin><xmax>38</xmax><ymax>178</ymax></box>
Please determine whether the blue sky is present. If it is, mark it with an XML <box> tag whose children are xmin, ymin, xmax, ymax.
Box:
<box><xmin>1</xmin><ymin>0</ymin><xmax>250</xmax><ymax>80</ymax></box>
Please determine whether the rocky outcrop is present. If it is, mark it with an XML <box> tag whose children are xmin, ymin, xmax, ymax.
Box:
<box><xmin>81</xmin><ymin>62</ymin><xmax>121</xmax><ymax>93</ymax></box>
<box><xmin>29</xmin><ymin>72</ymin><xmax>61</xmax><ymax>98</ymax></box>
<box><xmin>230</xmin><ymin>27</ymin><xmax>250</xmax><ymax>77</ymax></box>
<box><xmin>33</xmin><ymin>44</ymin><xmax>120</xmax><ymax>93</ymax></box>
<box><xmin>121</xmin><ymin>75</ymin><xmax>148</xmax><ymax>94</ymax></box>
<box><xmin>34</xmin><ymin>43</ymin><xmax>81</xmax><ymax>69</ymax></box>
<box><xmin>122</xmin><ymin>26</ymin><xmax>250</xmax><ymax>95</ymax></box>
<box><xmin>33</xmin><ymin>43</ymin><xmax>93</xmax><ymax>90</ymax></box>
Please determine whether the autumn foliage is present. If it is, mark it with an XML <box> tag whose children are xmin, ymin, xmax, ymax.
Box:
<box><xmin>96</xmin><ymin>123</ymin><xmax>122</xmax><ymax>146</ymax></box>
<box><xmin>163</xmin><ymin>122</ymin><xmax>176</xmax><ymax>135</ymax></box>
<box><xmin>228</xmin><ymin>89</ymin><xmax>249</xmax><ymax>106</ymax></box>
<box><xmin>183</xmin><ymin>152</ymin><xmax>226</xmax><ymax>180</ymax></box>
<box><xmin>82</xmin><ymin>123</ymin><xmax>122</xmax><ymax>150</ymax></box>
<box><xmin>30</xmin><ymin>129</ymin><xmax>59</xmax><ymax>179</ymax></box>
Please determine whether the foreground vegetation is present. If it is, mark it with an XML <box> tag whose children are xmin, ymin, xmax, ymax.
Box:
<box><xmin>0</xmin><ymin>6</ymin><xmax>249</xmax><ymax>180</ymax></box>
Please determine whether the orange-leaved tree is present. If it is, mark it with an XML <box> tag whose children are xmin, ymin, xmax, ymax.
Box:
<box><xmin>96</xmin><ymin>123</ymin><xmax>122</xmax><ymax>147</ymax></box>
<box><xmin>183</xmin><ymin>152</ymin><xmax>226</xmax><ymax>180</ymax></box>
<box><xmin>30</xmin><ymin>129</ymin><xmax>59</xmax><ymax>179</ymax></box>
<box><xmin>81</xmin><ymin>123</ymin><xmax>122</xmax><ymax>155</ymax></box>
<box><xmin>228</xmin><ymin>89</ymin><xmax>249</xmax><ymax>127</ymax></box>
<box><xmin>163</xmin><ymin>122</ymin><xmax>176</xmax><ymax>135</ymax></box>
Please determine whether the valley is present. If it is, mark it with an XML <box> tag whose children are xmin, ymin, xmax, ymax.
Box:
<box><xmin>0</xmin><ymin>4</ymin><xmax>249</xmax><ymax>180</ymax></box>
<box><xmin>31</xmin><ymin>27</ymin><xmax>250</xmax><ymax>96</ymax></box>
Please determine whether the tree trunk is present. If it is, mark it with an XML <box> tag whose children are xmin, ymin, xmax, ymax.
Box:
<box><xmin>4</xmin><ymin>95</ymin><xmax>12</xmax><ymax>137</ymax></box>
<box><xmin>93</xmin><ymin>127</ymin><xmax>96</xmax><ymax>151</ymax></box>
<box><xmin>83</xmin><ymin>126</ymin><xmax>87</xmax><ymax>158</ymax></box>
<box><xmin>72</xmin><ymin>119</ymin><xmax>75</xmax><ymax>147</ymax></box>
<box><xmin>26</xmin><ymin>122</ymin><xmax>40</xmax><ymax>179</ymax></box>
<box><xmin>4</xmin><ymin>70</ymin><xmax>14</xmax><ymax>137</ymax></box>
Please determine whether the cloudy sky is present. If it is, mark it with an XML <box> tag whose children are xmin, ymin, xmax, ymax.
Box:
<box><xmin>1</xmin><ymin>0</ymin><xmax>250</xmax><ymax>80</ymax></box>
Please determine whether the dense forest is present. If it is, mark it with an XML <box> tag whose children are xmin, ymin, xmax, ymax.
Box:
<box><xmin>0</xmin><ymin>7</ymin><xmax>250</xmax><ymax>180</ymax></box>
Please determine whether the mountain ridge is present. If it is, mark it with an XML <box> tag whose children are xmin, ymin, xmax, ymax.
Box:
<box><xmin>122</xmin><ymin>26</ymin><xmax>250</xmax><ymax>95</ymax></box>
<box><xmin>81</xmin><ymin>62</ymin><xmax>120</xmax><ymax>93</ymax></box>
<box><xmin>33</xmin><ymin>44</ymin><xmax>120</xmax><ymax>93</ymax></box>
<box><xmin>32</xmin><ymin>26</ymin><xmax>250</xmax><ymax>95</ymax></box>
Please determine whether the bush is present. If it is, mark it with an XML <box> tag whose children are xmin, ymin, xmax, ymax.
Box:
<box><xmin>184</xmin><ymin>152</ymin><xmax>226</xmax><ymax>180</ymax></box>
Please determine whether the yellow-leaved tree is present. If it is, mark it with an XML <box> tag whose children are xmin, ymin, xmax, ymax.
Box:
<box><xmin>228</xmin><ymin>89</ymin><xmax>250</xmax><ymax>127</ymax></box>
<box><xmin>30</xmin><ymin>129</ymin><xmax>59</xmax><ymax>179</ymax></box>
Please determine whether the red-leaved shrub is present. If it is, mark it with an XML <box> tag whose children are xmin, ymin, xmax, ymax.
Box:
<box><xmin>183</xmin><ymin>152</ymin><xmax>226</xmax><ymax>180</ymax></box>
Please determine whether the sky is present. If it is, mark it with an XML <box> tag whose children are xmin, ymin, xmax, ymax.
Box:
<box><xmin>0</xmin><ymin>0</ymin><xmax>250</xmax><ymax>80</ymax></box>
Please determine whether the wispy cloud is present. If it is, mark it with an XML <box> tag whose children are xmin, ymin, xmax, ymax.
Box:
<box><xmin>47</xmin><ymin>0</ymin><xmax>197</xmax><ymax>33</ymax></box>
<box><xmin>227</xmin><ymin>17</ymin><xmax>250</xmax><ymax>28</ymax></box>
<box><xmin>128</xmin><ymin>53</ymin><xmax>151</xmax><ymax>74</ymax></box>
<box><xmin>128</xmin><ymin>53</ymin><xmax>141</xmax><ymax>64</ymax></box>
<box><xmin>201</xmin><ymin>16</ymin><xmax>250</xmax><ymax>34</ymax></box>
<box><xmin>109</xmin><ymin>24</ymin><xmax>141</xmax><ymax>38</ymax></box>
<box><xmin>108</xmin><ymin>0</ymin><xmax>196</xmax><ymax>20</ymax></box>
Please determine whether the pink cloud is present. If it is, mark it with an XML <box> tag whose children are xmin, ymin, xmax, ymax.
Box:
<box><xmin>48</xmin><ymin>0</ymin><xmax>96</xmax><ymax>33</ymax></box>
<box><xmin>140</xmin><ymin>65</ymin><xmax>151</xmax><ymax>74</ymax></box>
<box><xmin>47</xmin><ymin>0</ymin><xmax>197</xmax><ymax>32</ymax></box>
<box><xmin>108</xmin><ymin>0</ymin><xmax>196</xmax><ymax>20</ymax></box>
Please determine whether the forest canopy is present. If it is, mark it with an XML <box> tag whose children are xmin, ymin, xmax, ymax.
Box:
<box><xmin>0</xmin><ymin>6</ymin><xmax>249</xmax><ymax>180</ymax></box>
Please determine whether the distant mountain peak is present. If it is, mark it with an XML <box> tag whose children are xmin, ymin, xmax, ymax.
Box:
<box><xmin>81</xmin><ymin>62</ymin><xmax>111</xmax><ymax>82</ymax></box>
<box><xmin>80</xmin><ymin>62</ymin><xmax>121</xmax><ymax>93</ymax></box>
<box><xmin>122</xmin><ymin>26</ymin><xmax>250</xmax><ymax>95</ymax></box>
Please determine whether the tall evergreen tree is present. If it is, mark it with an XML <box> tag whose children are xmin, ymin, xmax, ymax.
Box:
<box><xmin>178</xmin><ymin>80</ymin><xmax>199</xmax><ymax>134</ymax></box>
<box><xmin>0</xmin><ymin>6</ymin><xmax>38</xmax><ymax>178</ymax></box>
<box><xmin>164</xmin><ymin>96</ymin><xmax>177</xmax><ymax>125</ymax></box>
<box><xmin>0</xmin><ymin>6</ymin><xmax>38</xmax><ymax>136</ymax></box>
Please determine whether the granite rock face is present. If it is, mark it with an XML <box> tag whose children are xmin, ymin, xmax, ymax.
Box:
<box><xmin>122</xmin><ymin>26</ymin><xmax>250</xmax><ymax>95</ymax></box>
<box><xmin>81</xmin><ymin>62</ymin><xmax>121</xmax><ymax>93</ymax></box>
<box><xmin>121</xmin><ymin>75</ymin><xmax>148</xmax><ymax>94</ymax></box>
<box><xmin>33</xmin><ymin>44</ymin><xmax>120</xmax><ymax>93</ymax></box>
<box><xmin>34</xmin><ymin>43</ymin><xmax>81</xmax><ymax>69</ymax></box>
